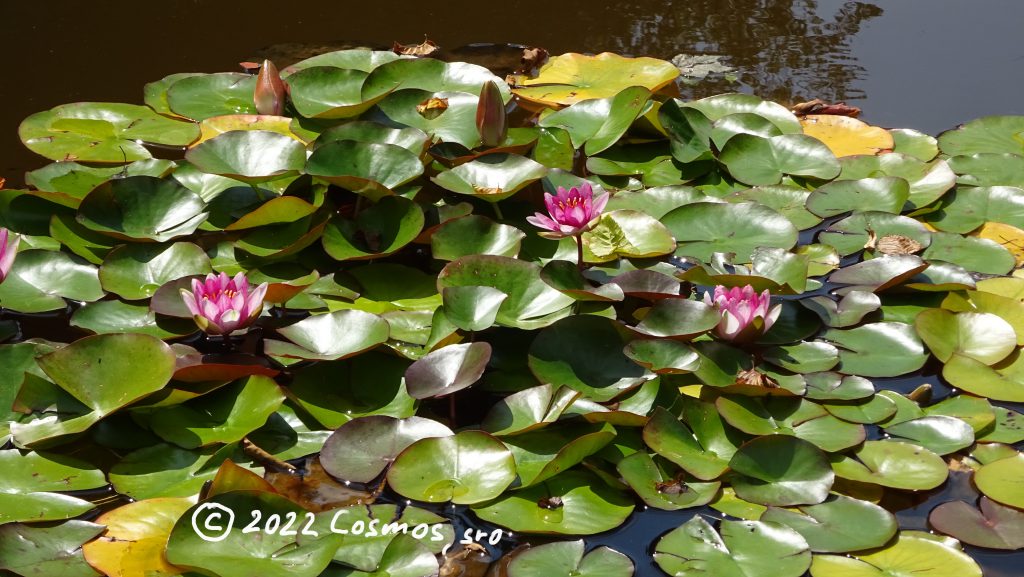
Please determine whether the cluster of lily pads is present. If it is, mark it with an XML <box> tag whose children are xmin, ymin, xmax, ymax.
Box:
<box><xmin>0</xmin><ymin>48</ymin><xmax>1022</xmax><ymax>577</ymax></box>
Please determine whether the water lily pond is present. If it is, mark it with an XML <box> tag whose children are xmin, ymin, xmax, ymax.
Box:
<box><xmin>2</xmin><ymin>17</ymin><xmax>1024</xmax><ymax>577</ymax></box>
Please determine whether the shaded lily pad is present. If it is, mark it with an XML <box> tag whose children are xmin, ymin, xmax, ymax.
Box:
<box><xmin>0</xmin><ymin>520</ymin><xmax>104</xmax><ymax>577</ymax></box>
<box><xmin>719</xmin><ymin>134</ymin><xmax>840</xmax><ymax>186</ymax></box>
<box><xmin>99</xmin><ymin>242</ymin><xmax>212</xmax><ymax>300</ymax></box>
<box><xmin>538</xmin><ymin>86</ymin><xmax>652</xmax><ymax>155</ymax></box>
<box><xmin>528</xmin><ymin>315</ymin><xmax>649</xmax><ymax>402</ymax></box>
<box><xmin>320</xmin><ymin>416</ymin><xmax>453</xmax><ymax>483</ymax></box>
<box><xmin>929</xmin><ymin>497</ymin><xmax>1024</xmax><ymax>550</ymax></box>
<box><xmin>405</xmin><ymin>342</ymin><xmax>491</xmax><ymax>399</ymax></box>
<box><xmin>322</xmin><ymin>196</ymin><xmax>424</xmax><ymax>260</ymax></box>
<box><xmin>729</xmin><ymin>435</ymin><xmax>834</xmax><ymax>506</ymax></box>
<box><xmin>77</xmin><ymin>176</ymin><xmax>207</xmax><ymax>242</ymax></box>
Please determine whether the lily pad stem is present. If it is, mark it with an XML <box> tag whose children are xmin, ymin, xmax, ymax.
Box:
<box><xmin>241</xmin><ymin>437</ymin><xmax>297</xmax><ymax>474</ymax></box>
<box><xmin>493</xmin><ymin>201</ymin><xmax>505</xmax><ymax>221</ymax></box>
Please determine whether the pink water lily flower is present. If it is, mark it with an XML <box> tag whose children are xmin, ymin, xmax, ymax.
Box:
<box><xmin>180</xmin><ymin>272</ymin><xmax>268</xmax><ymax>335</ymax></box>
<box><xmin>526</xmin><ymin>182</ymin><xmax>608</xmax><ymax>238</ymax></box>
<box><xmin>703</xmin><ymin>285</ymin><xmax>782</xmax><ymax>342</ymax></box>
<box><xmin>0</xmin><ymin>228</ymin><xmax>20</xmax><ymax>285</ymax></box>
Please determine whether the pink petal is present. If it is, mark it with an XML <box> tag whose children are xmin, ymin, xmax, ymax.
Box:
<box><xmin>527</xmin><ymin>213</ymin><xmax>561</xmax><ymax>233</ymax></box>
<box><xmin>180</xmin><ymin>289</ymin><xmax>202</xmax><ymax>316</ymax></box>
<box><xmin>591</xmin><ymin>192</ymin><xmax>609</xmax><ymax>215</ymax></box>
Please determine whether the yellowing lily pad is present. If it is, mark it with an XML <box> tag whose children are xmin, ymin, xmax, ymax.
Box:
<box><xmin>512</xmin><ymin>52</ymin><xmax>678</xmax><ymax>108</ymax></box>
<box><xmin>799</xmin><ymin>115</ymin><xmax>894</xmax><ymax>158</ymax></box>
<box><xmin>972</xmin><ymin>221</ymin><xmax>1024</xmax><ymax>266</ymax></box>
<box><xmin>83</xmin><ymin>497</ymin><xmax>195</xmax><ymax>577</ymax></box>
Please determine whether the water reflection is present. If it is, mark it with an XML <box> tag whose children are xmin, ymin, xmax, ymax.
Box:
<box><xmin>596</xmin><ymin>0</ymin><xmax>883</xmax><ymax>104</ymax></box>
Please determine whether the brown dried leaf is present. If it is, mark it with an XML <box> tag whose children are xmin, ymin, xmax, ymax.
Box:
<box><xmin>417</xmin><ymin>96</ymin><xmax>449</xmax><ymax>119</ymax></box>
<box><xmin>264</xmin><ymin>457</ymin><xmax>372</xmax><ymax>512</ymax></box>
<box><xmin>393</xmin><ymin>38</ymin><xmax>440</xmax><ymax>57</ymax></box>
<box><xmin>537</xmin><ymin>496</ymin><xmax>564</xmax><ymax>510</ymax></box>
<box><xmin>791</xmin><ymin>98</ymin><xmax>861</xmax><ymax>118</ymax></box>
<box><xmin>518</xmin><ymin>47</ymin><xmax>549</xmax><ymax>74</ymax></box>
<box><xmin>735</xmin><ymin>368</ymin><xmax>778</xmax><ymax>389</ymax></box>
<box><xmin>865</xmin><ymin>229</ymin><xmax>925</xmax><ymax>255</ymax></box>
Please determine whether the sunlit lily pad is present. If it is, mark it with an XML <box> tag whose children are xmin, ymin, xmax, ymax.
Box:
<box><xmin>0</xmin><ymin>520</ymin><xmax>104</xmax><ymax>577</ymax></box>
<box><xmin>799</xmin><ymin>115</ymin><xmax>893</xmax><ymax>157</ymax></box>
<box><xmin>507</xmin><ymin>540</ymin><xmax>634</xmax><ymax>577</ymax></box>
<box><xmin>937</xmin><ymin>115</ymin><xmax>1024</xmax><ymax>157</ymax></box>
<box><xmin>883</xmin><ymin>415</ymin><xmax>974</xmax><ymax>455</ymax></box>
<box><xmin>82</xmin><ymin>497</ymin><xmax>194</xmax><ymax>577</ymax></box>
<box><xmin>0</xmin><ymin>248</ymin><xmax>104</xmax><ymax>313</ymax></box>
<box><xmin>685</xmin><ymin>93</ymin><xmax>802</xmax><ymax>133</ymax></box>
<box><xmin>717</xmin><ymin>396</ymin><xmax>865</xmax><ymax>452</ymax></box>
<box><xmin>405</xmin><ymin>342</ymin><xmax>491</xmax><ymax>399</ymax></box>
<box><xmin>654</xmin><ymin>516</ymin><xmax>811</xmax><ymax>577</ymax></box>
<box><xmin>307</xmin><ymin>140</ymin><xmax>424</xmax><ymax>201</ymax></box>
<box><xmin>264</xmin><ymin>310</ymin><xmax>389</xmax><ymax>361</ymax></box>
<box><xmin>482</xmin><ymin>384</ymin><xmax>580</xmax><ymax>436</ymax></box>
<box><xmin>512</xmin><ymin>52</ymin><xmax>678</xmax><ymax>108</ymax></box>
<box><xmin>387</xmin><ymin>430</ymin><xmax>515</xmax><ymax>504</ymax></box>
<box><xmin>616</xmin><ymin>451</ymin><xmax>720</xmax><ymax>510</ymax></box>
<box><xmin>432</xmin><ymin>153</ymin><xmax>548</xmax><ymax>202</ymax></box>
<box><xmin>662</xmin><ymin>201</ymin><xmax>798</xmax><ymax>262</ymax></box>
<box><xmin>830</xmin><ymin>440</ymin><xmax>947</xmax><ymax>490</ymax></box>
<box><xmin>820</xmin><ymin>322</ymin><xmax>928</xmax><ymax>377</ymax></box>
<box><xmin>77</xmin><ymin>176</ymin><xmax>208</xmax><ymax>242</ymax></box>
<box><xmin>99</xmin><ymin>242</ymin><xmax>212</xmax><ymax>300</ymax></box>
<box><xmin>643</xmin><ymin>405</ymin><xmax>739</xmax><ymax>480</ymax></box>
<box><xmin>839</xmin><ymin>154</ymin><xmax>955</xmax><ymax>209</ymax></box>
<box><xmin>974</xmin><ymin>452</ymin><xmax>1024</xmax><ymax>508</ymax></box>
<box><xmin>818</xmin><ymin>211</ymin><xmax>931</xmax><ymax>257</ymax></box>
<box><xmin>761</xmin><ymin>494</ymin><xmax>897</xmax><ymax>553</ymax></box>
<box><xmin>538</xmin><ymin>86</ymin><xmax>652</xmax><ymax>155</ymax></box>
<box><xmin>165</xmin><ymin>73</ymin><xmax>258</xmax><ymax>121</ymax></box>
<box><xmin>185</xmin><ymin>130</ymin><xmax>306</xmax><ymax>183</ymax></box>
<box><xmin>582</xmin><ymin>210</ymin><xmax>677</xmax><ymax>260</ymax></box>
<box><xmin>809</xmin><ymin>533</ymin><xmax>981</xmax><ymax>577</ymax></box>
<box><xmin>719</xmin><ymin>134</ymin><xmax>840</xmax><ymax>185</ymax></box>
<box><xmin>19</xmin><ymin>102</ymin><xmax>199</xmax><ymax>162</ymax></box>
<box><xmin>916</xmin><ymin>309</ymin><xmax>1016</xmax><ymax>365</ymax></box>
<box><xmin>472</xmin><ymin>470</ymin><xmax>634</xmax><ymax>535</ymax></box>
<box><xmin>806</xmin><ymin>177</ymin><xmax>909</xmax><ymax>217</ymax></box>
<box><xmin>320</xmin><ymin>416</ymin><xmax>452</xmax><ymax>483</ymax></box>
<box><xmin>890</xmin><ymin>128</ymin><xmax>938</xmax><ymax>161</ymax></box>
<box><xmin>287</xmin><ymin>66</ymin><xmax>390</xmax><ymax>119</ymax></box>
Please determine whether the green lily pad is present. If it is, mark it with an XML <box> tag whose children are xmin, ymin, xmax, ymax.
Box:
<box><xmin>147</xmin><ymin>375</ymin><xmax>284</xmax><ymax>449</ymax></box>
<box><xmin>185</xmin><ymin>130</ymin><xmax>307</xmax><ymax>183</ymax></box>
<box><xmin>109</xmin><ymin>443</ymin><xmax>244</xmax><ymax>499</ymax></box>
<box><xmin>728</xmin><ymin>435</ymin><xmax>834</xmax><ymax>506</ymax></box>
<box><xmin>437</xmin><ymin>255</ymin><xmax>574</xmax><ymax>329</ymax></box>
<box><xmin>431</xmin><ymin>215</ymin><xmax>525</xmax><ymax>260</ymax></box>
<box><xmin>929</xmin><ymin>497</ymin><xmax>1024</xmax><ymax>550</ymax></box>
<box><xmin>663</xmin><ymin>201</ymin><xmax>798</xmax><ymax>263</ymax></box>
<box><xmin>287</xmin><ymin>66</ymin><xmax>390</xmax><ymax>119</ymax></box>
<box><xmin>264</xmin><ymin>310</ymin><xmax>389</xmax><ymax>361</ymax></box>
<box><xmin>974</xmin><ymin>453</ymin><xmax>1024</xmax><ymax>508</ymax></box>
<box><xmin>821</xmin><ymin>322</ymin><xmax>928</xmax><ymax>377</ymax></box>
<box><xmin>440</xmin><ymin>286</ymin><xmax>508</xmax><ymax>332</ymax></box>
<box><xmin>654</xmin><ymin>516</ymin><xmax>810</xmax><ymax>577</ymax></box>
<box><xmin>716</xmin><ymin>396</ymin><xmax>865</xmax><ymax>452</ymax></box>
<box><xmin>929</xmin><ymin>185</ymin><xmax>1024</xmax><ymax>233</ymax></box>
<box><xmin>838</xmin><ymin>154</ymin><xmax>955</xmax><ymax>209</ymax></box>
<box><xmin>0</xmin><ymin>520</ymin><xmax>104</xmax><ymax>577</ymax></box>
<box><xmin>507</xmin><ymin>540</ymin><xmax>634</xmax><ymax>577</ymax></box>
<box><xmin>938</xmin><ymin>115</ymin><xmax>1024</xmax><ymax>156</ymax></box>
<box><xmin>806</xmin><ymin>177</ymin><xmax>910</xmax><ymax>217</ymax></box>
<box><xmin>405</xmin><ymin>342</ymin><xmax>491</xmax><ymax>399</ymax></box>
<box><xmin>818</xmin><ymin>211</ymin><xmax>931</xmax><ymax>257</ymax></box>
<box><xmin>623</xmin><ymin>339</ymin><xmax>700</xmax><ymax>374</ymax></box>
<box><xmin>472</xmin><ymin>470</ymin><xmax>634</xmax><ymax>535</ymax></box>
<box><xmin>719</xmin><ymin>134</ymin><xmax>840</xmax><ymax>186</ymax></box>
<box><xmin>809</xmin><ymin>533</ymin><xmax>981</xmax><ymax>577</ymax></box>
<box><xmin>77</xmin><ymin>176</ymin><xmax>207</xmax><ymax>242</ymax></box>
<box><xmin>685</xmin><ymin>93</ymin><xmax>802</xmax><ymax>133</ymax></box>
<box><xmin>922</xmin><ymin>231</ymin><xmax>1016</xmax><ymax>275</ymax></box>
<box><xmin>730</xmin><ymin>185</ymin><xmax>821</xmax><ymax>230</ymax></box>
<box><xmin>322</xmin><ymin>196</ymin><xmax>424</xmax><ymax>260</ymax></box>
<box><xmin>538</xmin><ymin>86</ymin><xmax>652</xmax><ymax>155</ymax></box>
<box><xmin>617</xmin><ymin>451</ymin><xmax>720</xmax><ymax>510</ymax></box>
<box><xmin>803</xmin><ymin>373</ymin><xmax>875</xmax><ymax>401</ymax></box>
<box><xmin>801</xmin><ymin>291</ymin><xmax>880</xmax><ymax>328</ymax></box>
<box><xmin>99</xmin><ymin>242</ymin><xmax>212</xmax><ymax>300</ymax></box>
<box><xmin>606</xmin><ymin>185</ymin><xmax>706</xmax><ymax>219</ymax></box>
<box><xmin>481</xmin><ymin>384</ymin><xmax>580</xmax><ymax>436</ymax></box>
<box><xmin>977</xmin><ymin>405</ymin><xmax>1024</xmax><ymax>444</ymax></box>
<box><xmin>432</xmin><ymin>153</ymin><xmax>548</xmax><ymax>202</ymax></box>
<box><xmin>71</xmin><ymin>299</ymin><xmax>195</xmax><ymax>338</ymax></box>
<box><xmin>19</xmin><ymin>102</ymin><xmax>198</xmax><ymax>162</ymax></box>
<box><xmin>916</xmin><ymin>309</ymin><xmax>1017</xmax><ymax>365</ymax></box>
<box><xmin>582</xmin><ymin>210</ymin><xmax>677</xmax><ymax>260</ymax></box>
<box><xmin>822</xmin><ymin>394</ymin><xmax>899</xmax><ymax>424</ymax></box>
<box><xmin>287</xmin><ymin>352</ymin><xmax>415</xmax><ymax>428</ymax></box>
<box><xmin>0</xmin><ymin>249</ymin><xmax>104</xmax><ymax>313</ymax></box>
<box><xmin>387</xmin><ymin>430</ymin><xmax>515</xmax><ymax>504</ymax></box>
<box><xmin>830</xmin><ymin>440</ymin><xmax>947</xmax><ymax>490</ymax></box>
<box><xmin>165</xmin><ymin>73</ymin><xmax>258</xmax><ymax>121</ymax></box>
<box><xmin>25</xmin><ymin>159</ymin><xmax>175</xmax><ymax>203</ymax></box>
<box><xmin>890</xmin><ymin>128</ymin><xmax>938</xmax><ymax>161</ymax></box>
<box><xmin>528</xmin><ymin>315</ymin><xmax>649</xmax><ymax>402</ymax></box>
<box><xmin>923</xmin><ymin>394</ymin><xmax>996</xmax><ymax>433</ymax></box>
<box><xmin>166</xmin><ymin>491</ymin><xmax>342</xmax><ymax>577</ymax></box>
<box><xmin>943</xmin><ymin>351</ymin><xmax>1024</xmax><ymax>402</ymax></box>
<box><xmin>540</xmin><ymin>261</ymin><xmax>625</xmax><ymax>302</ymax></box>
<box><xmin>883</xmin><ymin>416</ymin><xmax>974</xmax><ymax>455</ymax></box>
<box><xmin>320</xmin><ymin>416</ymin><xmax>453</xmax><ymax>483</ymax></box>
<box><xmin>631</xmin><ymin>298</ymin><xmax>728</xmax><ymax>340</ymax></box>
<box><xmin>762</xmin><ymin>341</ymin><xmax>840</xmax><ymax>373</ymax></box>
<box><xmin>39</xmin><ymin>333</ymin><xmax>175</xmax><ymax>415</ymax></box>
<box><xmin>829</xmin><ymin>255</ymin><xmax>929</xmax><ymax>291</ymax></box>
<box><xmin>948</xmin><ymin>153</ymin><xmax>1024</xmax><ymax>188</ymax></box>
<box><xmin>761</xmin><ymin>494</ymin><xmax>897</xmax><ymax>553</ymax></box>
<box><xmin>503</xmin><ymin>422</ymin><xmax>616</xmax><ymax>488</ymax></box>
<box><xmin>642</xmin><ymin>406</ymin><xmax>739</xmax><ymax>480</ymax></box>
<box><xmin>307</xmin><ymin>140</ymin><xmax>424</xmax><ymax>201</ymax></box>
<box><xmin>314</xmin><ymin>121</ymin><xmax>430</xmax><ymax>156</ymax></box>
<box><xmin>283</xmin><ymin>48</ymin><xmax>403</xmax><ymax>75</ymax></box>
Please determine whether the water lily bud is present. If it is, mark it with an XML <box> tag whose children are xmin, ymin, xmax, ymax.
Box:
<box><xmin>476</xmin><ymin>80</ymin><xmax>507</xmax><ymax>148</ymax></box>
<box><xmin>254</xmin><ymin>59</ymin><xmax>287</xmax><ymax>116</ymax></box>
<box><xmin>180</xmin><ymin>272</ymin><xmax>269</xmax><ymax>335</ymax></box>
<box><xmin>526</xmin><ymin>182</ymin><xmax>608</xmax><ymax>239</ymax></box>
<box><xmin>0</xmin><ymin>228</ymin><xmax>20</xmax><ymax>285</ymax></box>
<box><xmin>703</xmin><ymin>285</ymin><xmax>782</xmax><ymax>342</ymax></box>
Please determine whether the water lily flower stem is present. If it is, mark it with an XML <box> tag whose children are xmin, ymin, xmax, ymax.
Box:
<box><xmin>241</xmin><ymin>437</ymin><xmax>297</xmax><ymax>474</ymax></box>
<box><xmin>576</xmin><ymin>234</ymin><xmax>585</xmax><ymax>271</ymax></box>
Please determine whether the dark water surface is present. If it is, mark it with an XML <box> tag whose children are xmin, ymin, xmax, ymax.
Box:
<box><xmin>4</xmin><ymin>0</ymin><xmax>1024</xmax><ymax>182</ymax></box>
